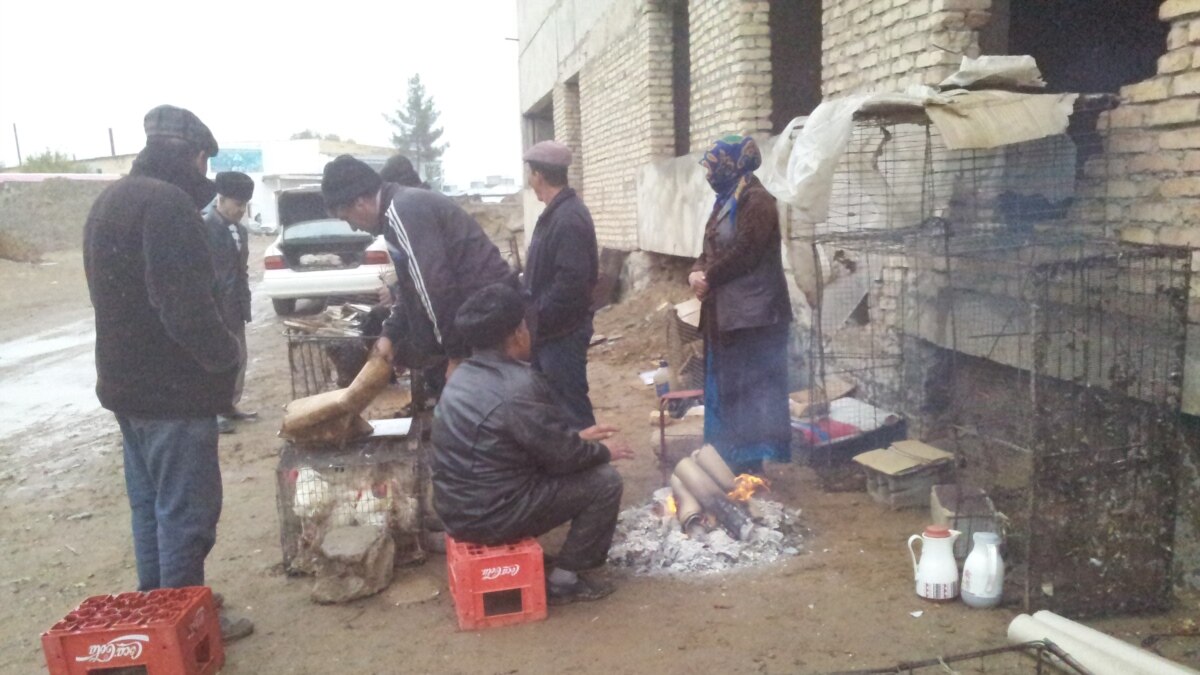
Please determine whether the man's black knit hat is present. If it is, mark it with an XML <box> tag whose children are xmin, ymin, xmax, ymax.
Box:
<box><xmin>321</xmin><ymin>154</ymin><xmax>382</xmax><ymax>209</ymax></box>
<box><xmin>143</xmin><ymin>104</ymin><xmax>218</xmax><ymax>157</ymax></box>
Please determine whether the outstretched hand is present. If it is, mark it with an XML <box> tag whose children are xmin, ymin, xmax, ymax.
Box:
<box><xmin>605</xmin><ymin>439</ymin><xmax>635</xmax><ymax>462</ymax></box>
<box><xmin>579</xmin><ymin>424</ymin><xmax>618</xmax><ymax>442</ymax></box>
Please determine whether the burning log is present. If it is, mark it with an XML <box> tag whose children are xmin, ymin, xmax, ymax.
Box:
<box><xmin>674</xmin><ymin>458</ymin><xmax>754</xmax><ymax>540</ymax></box>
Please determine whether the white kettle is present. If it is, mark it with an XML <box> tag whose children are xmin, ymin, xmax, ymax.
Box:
<box><xmin>961</xmin><ymin>531</ymin><xmax>1004</xmax><ymax>608</ymax></box>
<box><xmin>907</xmin><ymin>525</ymin><xmax>960</xmax><ymax>600</ymax></box>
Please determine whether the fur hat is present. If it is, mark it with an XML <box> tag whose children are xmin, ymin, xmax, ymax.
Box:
<box><xmin>214</xmin><ymin>172</ymin><xmax>254</xmax><ymax>201</ymax></box>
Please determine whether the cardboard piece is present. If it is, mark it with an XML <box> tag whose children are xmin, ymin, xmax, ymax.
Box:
<box><xmin>926</xmin><ymin>90</ymin><xmax>1078</xmax><ymax>151</ymax></box>
<box><xmin>789</xmin><ymin>375</ymin><xmax>856</xmax><ymax>418</ymax></box>
<box><xmin>674</xmin><ymin>298</ymin><xmax>701</xmax><ymax>328</ymax></box>
<box><xmin>854</xmin><ymin>439</ymin><xmax>953</xmax><ymax>475</ymax></box>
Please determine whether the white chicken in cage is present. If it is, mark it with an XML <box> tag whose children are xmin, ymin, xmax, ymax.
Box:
<box><xmin>292</xmin><ymin>467</ymin><xmax>333</xmax><ymax>519</ymax></box>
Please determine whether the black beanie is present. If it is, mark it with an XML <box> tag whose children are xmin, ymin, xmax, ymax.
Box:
<box><xmin>455</xmin><ymin>284</ymin><xmax>527</xmax><ymax>350</ymax></box>
<box><xmin>214</xmin><ymin>171</ymin><xmax>254</xmax><ymax>201</ymax></box>
<box><xmin>321</xmin><ymin>155</ymin><xmax>382</xmax><ymax>209</ymax></box>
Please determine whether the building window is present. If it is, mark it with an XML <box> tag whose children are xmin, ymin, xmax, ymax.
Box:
<box><xmin>522</xmin><ymin>94</ymin><xmax>555</xmax><ymax>149</ymax></box>
<box><xmin>672</xmin><ymin>0</ymin><xmax>691</xmax><ymax>156</ymax></box>
<box><xmin>985</xmin><ymin>0</ymin><xmax>1166</xmax><ymax>94</ymax></box>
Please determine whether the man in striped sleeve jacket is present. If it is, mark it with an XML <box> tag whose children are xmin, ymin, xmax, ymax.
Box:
<box><xmin>321</xmin><ymin>155</ymin><xmax>516</xmax><ymax>379</ymax></box>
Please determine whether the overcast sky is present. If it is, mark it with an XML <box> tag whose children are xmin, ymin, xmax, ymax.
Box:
<box><xmin>0</xmin><ymin>0</ymin><xmax>522</xmax><ymax>186</ymax></box>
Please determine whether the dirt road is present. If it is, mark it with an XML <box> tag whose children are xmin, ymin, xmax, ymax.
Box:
<box><xmin>0</xmin><ymin>240</ymin><xmax>1197</xmax><ymax>674</ymax></box>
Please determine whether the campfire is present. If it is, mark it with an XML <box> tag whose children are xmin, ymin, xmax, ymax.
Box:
<box><xmin>609</xmin><ymin>446</ymin><xmax>803</xmax><ymax>576</ymax></box>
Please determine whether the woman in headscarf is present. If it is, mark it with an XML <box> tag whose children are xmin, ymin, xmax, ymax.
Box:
<box><xmin>689</xmin><ymin>135</ymin><xmax>793</xmax><ymax>475</ymax></box>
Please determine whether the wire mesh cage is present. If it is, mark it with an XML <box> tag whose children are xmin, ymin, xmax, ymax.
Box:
<box><xmin>286</xmin><ymin>331</ymin><xmax>378</xmax><ymax>400</ymax></box>
<box><xmin>793</xmin><ymin>95</ymin><xmax>1192</xmax><ymax>617</ymax></box>
<box><xmin>275</xmin><ymin>428</ymin><xmax>430</xmax><ymax>575</ymax></box>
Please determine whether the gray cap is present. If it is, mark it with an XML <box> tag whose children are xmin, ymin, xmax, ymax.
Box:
<box><xmin>522</xmin><ymin>141</ymin><xmax>571</xmax><ymax>168</ymax></box>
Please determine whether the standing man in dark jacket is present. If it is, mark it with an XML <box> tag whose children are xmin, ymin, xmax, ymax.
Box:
<box><xmin>522</xmin><ymin>141</ymin><xmax>599</xmax><ymax>428</ymax></box>
<box><xmin>203</xmin><ymin>171</ymin><xmax>256</xmax><ymax>433</ymax></box>
<box><xmin>321</xmin><ymin>155</ymin><xmax>515</xmax><ymax>376</ymax></box>
<box><xmin>83</xmin><ymin>105</ymin><xmax>252</xmax><ymax>641</ymax></box>
<box><xmin>432</xmin><ymin>284</ymin><xmax>633</xmax><ymax>605</ymax></box>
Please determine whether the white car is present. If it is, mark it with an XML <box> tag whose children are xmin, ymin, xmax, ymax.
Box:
<box><xmin>261</xmin><ymin>187</ymin><xmax>391</xmax><ymax>315</ymax></box>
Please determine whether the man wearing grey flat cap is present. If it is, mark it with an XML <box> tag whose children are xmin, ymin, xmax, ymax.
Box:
<box><xmin>522</xmin><ymin>140</ymin><xmax>599</xmax><ymax>429</ymax></box>
<box><xmin>84</xmin><ymin>104</ymin><xmax>253</xmax><ymax>642</ymax></box>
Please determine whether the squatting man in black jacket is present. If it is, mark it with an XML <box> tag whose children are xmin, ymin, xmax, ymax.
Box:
<box><xmin>431</xmin><ymin>284</ymin><xmax>635</xmax><ymax>604</ymax></box>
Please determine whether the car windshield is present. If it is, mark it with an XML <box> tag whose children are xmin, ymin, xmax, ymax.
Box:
<box><xmin>282</xmin><ymin>219</ymin><xmax>374</xmax><ymax>242</ymax></box>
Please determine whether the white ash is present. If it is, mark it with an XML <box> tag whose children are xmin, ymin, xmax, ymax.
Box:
<box><xmin>608</xmin><ymin>497</ymin><xmax>804</xmax><ymax>576</ymax></box>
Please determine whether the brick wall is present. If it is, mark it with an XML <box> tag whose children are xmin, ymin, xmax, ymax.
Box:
<box><xmin>1078</xmin><ymin>0</ymin><xmax>1200</xmax><ymax>248</ymax></box>
<box><xmin>688</xmin><ymin>0</ymin><xmax>773</xmax><ymax>152</ymax></box>
<box><xmin>822</xmin><ymin>0</ymin><xmax>989</xmax><ymax>97</ymax></box>
<box><xmin>552</xmin><ymin>81</ymin><xmax>584</xmax><ymax>189</ymax></box>
<box><xmin>578</xmin><ymin>0</ymin><xmax>676</xmax><ymax>250</ymax></box>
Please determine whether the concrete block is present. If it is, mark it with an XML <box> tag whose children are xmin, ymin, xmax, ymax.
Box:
<box><xmin>1150</xmin><ymin>98</ymin><xmax>1200</xmax><ymax>127</ymax></box>
<box><xmin>311</xmin><ymin>525</ymin><xmax>396</xmax><ymax>604</ymax></box>
<box><xmin>1160</xmin><ymin>176</ymin><xmax>1200</xmax><ymax>198</ymax></box>
<box><xmin>1160</xmin><ymin>48</ymin><xmax>1195</xmax><ymax>74</ymax></box>
<box><xmin>1158</xmin><ymin>225</ymin><xmax>1200</xmax><ymax>248</ymax></box>
<box><xmin>1160</xmin><ymin>127</ymin><xmax>1200</xmax><ymax>149</ymax></box>
<box><xmin>1123</xmin><ymin>78</ymin><xmax>1172</xmax><ymax>103</ymax></box>
<box><xmin>1162</xmin><ymin>0</ymin><xmax>1200</xmax><ymax>22</ymax></box>
<box><xmin>1119</xmin><ymin>226</ymin><xmax>1159</xmax><ymax>246</ymax></box>
<box><xmin>1174</xmin><ymin>70</ymin><xmax>1200</xmax><ymax>96</ymax></box>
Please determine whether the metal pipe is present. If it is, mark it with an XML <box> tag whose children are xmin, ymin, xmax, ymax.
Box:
<box><xmin>692</xmin><ymin>445</ymin><xmax>736</xmax><ymax>492</ymax></box>
<box><xmin>674</xmin><ymin>458</ymin><xmax>753</xmax><ymax>540</ymax></box>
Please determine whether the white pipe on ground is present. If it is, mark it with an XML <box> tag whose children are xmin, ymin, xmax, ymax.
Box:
<box><xmin>1007</xmin><ymin>614</ymin><xmax>1146</xmax><ymax>675</ymax></box>
<box><xmin>692</xmin><ymin>445</ymin><xmax>737</xmax><ymax>492</ymax></box>
<box><xmin>669</xmin><ymin>474</ymin><xmax>703</xmax><ymax>532</ymax></box>
<box><xmin>1032</xmin><ymin>611</ymin><xmax>1199</xmax><ymax>675</ymax></box>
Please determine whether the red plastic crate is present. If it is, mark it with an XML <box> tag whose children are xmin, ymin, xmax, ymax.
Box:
<box><xmin>41</xmin><ymin>587</ymin><xmax>223</xmax><ymax>675</ymax></box>
<box><xmin>446</xmin><ymin>535</ymin><xmax>547</xmax><ymax>630</ymax></box>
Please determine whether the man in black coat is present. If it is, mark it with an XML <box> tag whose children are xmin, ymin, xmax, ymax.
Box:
<box><xmin>203</xmin><ymin>171</ymin><xmax>256</xmax><ymax>433</ymax></box>
<box><xmin>431</xmin><ymin>284</ymin><xmax>633</xmax><ymax>605</ymax></box>
<box><xmin>321</xmin><ymin>155</ymin><xmax>515</xmax><ymax>376</ymax></box>
<box><xmin>83</xmin><ymin>104</ymin><xmax>252</xmax><ymax>641</ymax></box>
<box><xmin>522</xmin><ymin>141</ymin><xmax>599</xmax><ymax>429</ymax></box>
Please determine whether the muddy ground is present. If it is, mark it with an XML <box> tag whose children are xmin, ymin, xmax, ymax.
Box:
<box><xmin>1</xmin><ymin>237</ymin><xmax>1199</xmax><ymax>674</ymax></box>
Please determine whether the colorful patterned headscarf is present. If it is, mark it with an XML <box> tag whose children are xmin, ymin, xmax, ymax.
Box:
<box><xmin>700</xmin><ymin>135</ymin><xmax>762</xmax><ymax>220</ymax></box>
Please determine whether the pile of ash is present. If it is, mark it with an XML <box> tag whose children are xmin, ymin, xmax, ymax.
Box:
<box><xmin>608</xmin><ymin>495</ymin><xmax>804</xmax><ymax>576</ymax></box>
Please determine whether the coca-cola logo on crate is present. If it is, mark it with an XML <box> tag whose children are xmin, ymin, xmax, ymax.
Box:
<box><xmin>74</xmin><ymin>634</ymin><xmax>149</xmax><ymax>663</ymax></box>
<box><xmin>481</xmin><ymin>564</ymin><xmax>520</xmax><ymax>581</ymax></box>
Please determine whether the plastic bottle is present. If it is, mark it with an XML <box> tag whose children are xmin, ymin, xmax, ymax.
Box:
<box><xmin>653</xmin><ymin>359</ymin><xmax>671</xmax><ymax>398</ymax></box>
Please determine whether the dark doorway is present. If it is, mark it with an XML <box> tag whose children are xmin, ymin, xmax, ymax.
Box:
<box><xmin>1003</xmin><ymin>0</ymin><xmax>1166</xmax><ymax>93</ymax></box>
<box><xmin>769</xmin><ymin>0</ymin><xmax>823</xmax><ymax>133</ymax></box>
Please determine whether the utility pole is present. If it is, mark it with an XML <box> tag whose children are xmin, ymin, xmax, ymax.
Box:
<box><xmin>12</xmin><ymin>123</ymin><xmax>22</xmax><ymax>166</ymax></box>
<box><xmin>108</xmin><ymin>128</ymin><xmax>116</xmax><ymax>157</ymax></box>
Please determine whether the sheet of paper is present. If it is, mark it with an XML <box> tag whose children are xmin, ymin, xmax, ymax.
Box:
<box><xmin>369</xmin><ymin>418</ymin><xmax>413</xmax><ymax>437</ymax></box>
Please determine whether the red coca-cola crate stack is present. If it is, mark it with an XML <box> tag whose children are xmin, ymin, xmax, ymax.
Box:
<box><xmin>41</xmin><ymin>587</ymin><xmax>222</xmax><ymax>675</ymax></box>
<box><xmin>446</xmin><ymin>535</ymin><xmax>547</xmax><ymax>630</ymax></box>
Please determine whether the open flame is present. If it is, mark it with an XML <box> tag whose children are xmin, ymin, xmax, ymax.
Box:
<box><xmin>666</xmin><ymin>495</ymin><xmax>678</xmax><ymax>515</ymax></box>
<box><xmin>727</xmin><ymin>474</ymin><xmax>769</xmax><ymax>502</ymax></box>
